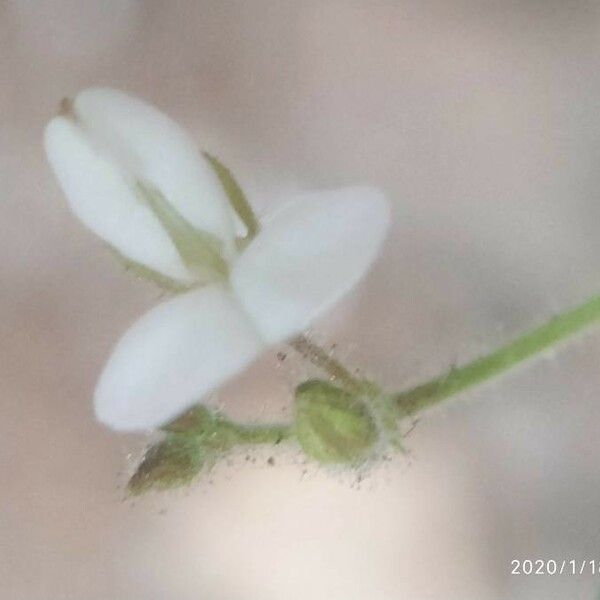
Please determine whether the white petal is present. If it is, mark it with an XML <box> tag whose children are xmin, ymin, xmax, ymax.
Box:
<box><xmin>44</xmin><ymin>117</ymin><xmax>194</xmax><ymax>283</ymax></box>
<box><xmin>94</xmin><ymin>284</ymin><xmax>264</xmax><ymax>431</ymax></box>
<box><xmin>73</xmin><ymin>87</ymin><xmax>237</xmax><ymax>259</ymax></box>
<box><xmin>230</xmin><ymin>186</ymin><xmax>390</xmax><ymax>343</ymax></box>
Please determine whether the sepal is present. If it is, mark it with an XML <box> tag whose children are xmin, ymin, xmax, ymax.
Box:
<box><xmin>294</xmin><ymin>379</ymin><xmax>378</xmax><ymax>464</ymax></box>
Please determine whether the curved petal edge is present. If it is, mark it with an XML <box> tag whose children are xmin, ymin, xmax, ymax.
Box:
<box><xmin>230</xmin><ymin>186</ymin><xmax>391</xmax><ymax>344</ymax></box>
<box><xmin>94</xmin><ymin>284</ymin><xmax>264</xmax><ymax>431</ymax></box>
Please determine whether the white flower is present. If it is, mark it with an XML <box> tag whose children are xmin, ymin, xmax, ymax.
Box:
<box><xmin>44</xmin><ymin>88</ymin><xmax>391</xmax><ymax>432</ymax></box>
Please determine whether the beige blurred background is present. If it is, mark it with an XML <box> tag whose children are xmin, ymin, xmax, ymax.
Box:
<box><xmin>3</xmin><ymin>1</ymin><xmax>600</xmax><ymax>598</ymax></box>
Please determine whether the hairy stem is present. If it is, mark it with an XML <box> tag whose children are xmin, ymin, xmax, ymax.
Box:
<box><xmin>233</xmin><ymin>421</ymin><xmax>294</xmax><ymax>444</ymax></box>
<box><xmin>290</xmin><ymin>334</ymin><xmax>365</xmax><ymax>393</ymax></box>
<box><xmin>395</xmin><ymin>294</ymin><xmax>600</xmax><ymax>415</ymax></box>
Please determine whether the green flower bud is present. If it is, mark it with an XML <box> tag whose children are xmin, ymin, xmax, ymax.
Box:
<box><xmin>294</xmin><ymin>380</ymin><xmax>378</xmax><ymax>464</ymax></box>
<box><xmin>128</xmin><ymin>407</ymin><xmax>230</xmax><ymax>495</ymax></box>
<box><xmin>128</xmin><ymin>405</ymin><xmax>294</xmax><ymax>494</ymax></box>
<box><xmin>127</xmin><ymin>434</ymin><xmax>207</xmax><ymax>495</ymax></box>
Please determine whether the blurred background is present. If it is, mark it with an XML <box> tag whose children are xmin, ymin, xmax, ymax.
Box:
<box><xmin>3</xmin><ymin>1</ymin><xmax>600</xmax><ymax>598</ymax></box>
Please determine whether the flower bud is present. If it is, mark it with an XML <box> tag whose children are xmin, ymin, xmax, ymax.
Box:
<box><xmin>127</xmin><ymin>434</ymin><xmax>206</xmax><ymax>495</ymax></box>
<box><xmin>294</xmin><ymin>380</ymin><xmax>378</xmax><ymax>464</ymax></box>
<box><xmin>128</xmin><ymin>406</ymin><xmax>246</xmax><ymax>494</ymax></box>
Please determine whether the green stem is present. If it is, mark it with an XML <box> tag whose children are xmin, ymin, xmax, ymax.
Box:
<box><xmin>395</xmin><ymin>294</ymin><xmax>600</xmax><ymax>415</ymax></box>
<box><xmin>233</xmin><ymin>422</ymin><xmax>293</xmax><ymax>444</ymax></box>
<box><xmin>163</xmin><ymin>405</ymin><xmax>293</xmax><ymax>444</ymax></box>
<box><xmin>290</xmin><ymin>334</ymin><xmax>365</xmax><ymax>393</ymax></box>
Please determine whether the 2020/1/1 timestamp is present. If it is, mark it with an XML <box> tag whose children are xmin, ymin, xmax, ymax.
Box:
<box><xmin>511</xmin><ymin>559</ymin><xmax>600</xmax><ymax>576</ymax></box>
